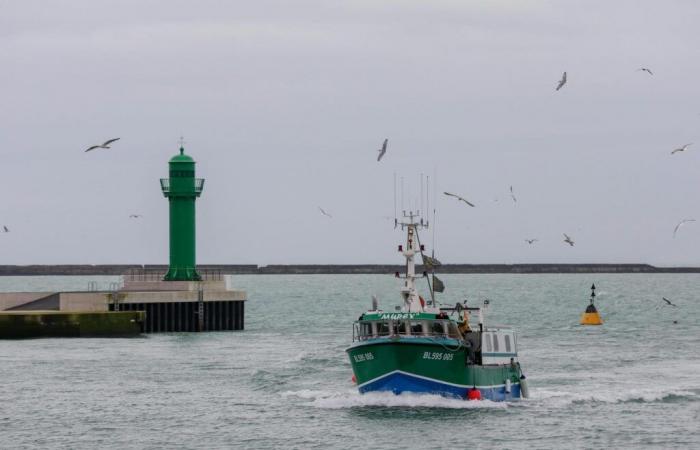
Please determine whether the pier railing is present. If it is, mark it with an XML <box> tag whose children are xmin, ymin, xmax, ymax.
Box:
<box><xmin>124</xmin><ymin>267</ymin><xmax>224</xmax><ymax>282</ymax></box>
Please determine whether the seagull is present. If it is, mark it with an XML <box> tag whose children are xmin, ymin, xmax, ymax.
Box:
<box><xmin>662</xmin><ymin>297</ymin><xmax>678</xmax><ymax>307</ymax></box>
<box><xmin>563</xmin><ymin>233</ymin><xmax>575</xmax><ymax>246</ymax></box>
<box><xmin>377</xmin><ymin>138</ymin><xmax>388</xmax><ymax>162</ymax></box>
<box><xmin>129</xmin><ymin>214</ymin><xmax>143</xmax><ymax>219</ymax></box>
<box><xmin>85</xmin><ymin>138</ymin><xmax>120</xmax><ymax>152</ymax></box>
<box><xmin>637</xmin><ymin>67</ymin><xmax>653</xmax><ymax>75</ymax></box>
<box><xmin>525</xmin><ymin>238</ymin><xmax>538</xmax><ymax>244</ymax></box>
<box><xmin>2</xmin><ymin>225</ymin><xmax>8</xmax><ymax>233</ymax></box>
<box><xmin>673</xmin><ymin>219</ymin><xmax>696</xmax><ymax>238</ymax></box>
<box><xmin>509</xmin><ymin>186</ymin><xmax>517</xmax><ymax>203</ymax></box>
<box><xmin>556</xmin><ymin>72</ymin><xmax>567</xmax><ymax>91</ymax></box>
<box><xmin>671</xmin><ymin>143</ymin><xmax>692</xmax><ymax>155</ymax></box>
<box><xmin>444</xmin><ymin>192</ymin><xmax>475</xmax><ymax>207</ymax></box>
<box><xmin>318</xmin><ymin>207</ymin><xmax>332</xmax><ymax>218</ymax></box>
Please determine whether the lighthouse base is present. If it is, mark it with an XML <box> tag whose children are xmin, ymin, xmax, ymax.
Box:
<box><xmin>164</xmin><ymin>267</ymin><xmax>201</xmax><ymax>282</ymax></box>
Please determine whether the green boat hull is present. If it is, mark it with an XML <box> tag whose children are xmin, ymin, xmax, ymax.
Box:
<box><xmin>347</xmin><ymin>337</ymin><xmax>522</xmax><ymax>401</ymax></box>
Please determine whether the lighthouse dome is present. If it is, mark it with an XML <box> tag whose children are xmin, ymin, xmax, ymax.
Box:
<box><xmin>169</xmin><ymin>146</ymin><xmax>195</xmax><ymax>164</ymax></box>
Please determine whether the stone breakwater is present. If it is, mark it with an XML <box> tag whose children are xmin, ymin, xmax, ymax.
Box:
<box><xmin>0</xmin><ymin>264</ymin><xmax>699</xmax><ymax>275</ymax></box>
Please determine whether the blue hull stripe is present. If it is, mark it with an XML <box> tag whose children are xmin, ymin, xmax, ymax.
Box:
<box><xmin>358</xmin><ymin>370</ymin><xmax>521</xmax><ymax>401</ymax></box>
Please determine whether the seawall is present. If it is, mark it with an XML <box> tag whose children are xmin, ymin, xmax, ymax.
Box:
<box><xmin>0</xmin><ymin>263</ymin><xmax>699</xmax><ymax>275</ymax></box>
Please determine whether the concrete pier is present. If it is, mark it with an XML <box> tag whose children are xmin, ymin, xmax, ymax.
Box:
<box><xmin>0</xmin><ymin>311</ymin><xmax>144</xmax><ymax>338</ymax></box>
<box><xmin>0</xmin><ymin>275</ymin><xmax>246</xmax><ymax>335</ymax></box>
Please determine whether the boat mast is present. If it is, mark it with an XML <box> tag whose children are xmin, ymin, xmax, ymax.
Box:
<box><xmin>398</xmin><ymin>210</ymin><xmax>427</xmax><ymax>312</ymax></box>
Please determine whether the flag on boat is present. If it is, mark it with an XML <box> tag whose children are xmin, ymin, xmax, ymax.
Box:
<box><xmin>422</xmin><ymin>255</ymin><xmax>442</xmax><ymax>269</ymax></box>
<box><xmin>432</xmin><ymin>275</ymin><xmax>445</xmax><ymax>293</ymax></box>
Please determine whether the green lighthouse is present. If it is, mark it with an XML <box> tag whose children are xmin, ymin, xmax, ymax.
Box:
<box><xmin>160</xmin><ymin>146</ymin><xmax>204</xmax><ymax>281</ymax></box>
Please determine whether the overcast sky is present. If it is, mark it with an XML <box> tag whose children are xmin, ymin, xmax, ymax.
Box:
<box><xmin>1</xmin><ymin>0</ymin><xmax>699</xmax><ymax>266</ymax></box>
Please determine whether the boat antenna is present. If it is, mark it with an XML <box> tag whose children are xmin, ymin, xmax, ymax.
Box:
<box><xmin>401</xmin><ymin>176</ymin><xmax>405</xmax><ymax>213</ymax></box>
<box><xmin>420</xmin><ymin>173</ymin><xmax>424</xmax><ymax>217</ymax></box>
<box><xmin>432</xmin><ymin>166</ymin><xmax>437</xmax><ymax>252</ymax></box>
<box><xmin>426</xmin><ymin>175</ymin><xmax>430</xmax><ymax>227</ymax></box>
<box><xmin>393</xmin><ymin>172</ymin><xmax>398</xmax><ymax>228</ymax></box>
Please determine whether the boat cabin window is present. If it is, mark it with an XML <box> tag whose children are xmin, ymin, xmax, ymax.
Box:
<box><xmin>360</xmin><ymin>322</ymin><xmax>373</xmax><ymax>339</ymax></box>
<box><xmin>492</xmin><ymin>334</ymin><xmax>499</xmax><ymax>352</ymax></box>
<box><xmin>504</xmin><ymin>334</ymin><xmax>511</xmax><ymax>352</ymax></box>
<box><xmin>377</xmin><ymin>321</ymin><xmax>390</xmax><ymax>336</ymax></box>
<box><xmin>431</xmin><ymin>321</ymin><xmax>445</xmax><ymax>335</ymax></box>
<box><xmin>396</xmin><ymin>321</ymin><xmax>407</xmax><ymax>335</ymax></box>
<box><xmin>410</xmin><ymin>321</ymin><xmax>425</xmax><ymax>335</ymax></box>
<box><xmin>446</xmin><ymin>322</ymin><xmax>461</xmax><ymax>339</ymax></box>
<box><xmin>484</xmin><ymin>334</ymin><xmax>492</xmax><ymax>352</ymax></box>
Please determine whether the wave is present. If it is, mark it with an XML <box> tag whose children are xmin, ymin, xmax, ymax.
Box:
<box><xmin>282</xmin><ymin>389</ymin><xmax>508</xmax><ymax>409</ymax></box>
<box><xmin>531</xmin><ymin>387</ymin><xmax>699</xmax><ymax>406</ymax></box>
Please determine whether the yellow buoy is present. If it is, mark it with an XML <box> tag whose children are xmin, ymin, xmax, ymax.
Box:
<box><xmin>580</xmin><ymin>283</ymin><xmax>603</xmax><ymax>325</ymax></box>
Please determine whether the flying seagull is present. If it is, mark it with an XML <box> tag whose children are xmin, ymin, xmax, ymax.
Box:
<box><xmin>444</xmin><ymin>192</ymin><xmax>475</xmax><ymax>207</ymax></box>
<box><xmin>563</xmin><ymin>233</ymin><xmax>575</xmax><ymax>246</ymax></box>
<box><xmin>377</xmin><ymin>138</ymin><xmax>388</xmax><ymax>162</ymax></box>
<box><xmin>129</xmin><ymin>214</ymin><xmax>143</xmax><ymax>219</ymax></box>
<box><xmin>318</xmin><ymin>207</ymin><xmax>332</xmax><ymax>218</ymax></box>
<box><xmin>2</xmin><ymin>225</ymin><xmax>8</xmax><ymax>233</ymax></box>
<box><xmin>661</xmin><ymin>297</ymin><xmax>678</xmax><ymax>307</ymax></box>
<box><xmin>637</xmin><ymin>67</ymin><xmax>653</xmax><ymax>75</ymax></box>
<box><xmin>509</xmin><ymin>186</ymin><xmax>517</xmax><ymax>203</ymax></box>
<box><xmin>525</xmin><ymin>238</ymin><xmax>538</xmax><ymax>244</ymax></box>
<box><xmin>673</xmin><ymin>219</ymin><xmax>696</xmax><ymax>238</ymax></box>
<box><xmin>671</xmin><ymin>143</ymin><xmax>692</xmax><ymax>155</ymax></box>
<box><xmin>85</xmin><ymin>138</ymin><xmax>120</xmax><ymax>152</ymax></box>
<box><xmin>556</xmin><ymin>72</ymin><xmax>567</xmax><ymax>91</ymax></box>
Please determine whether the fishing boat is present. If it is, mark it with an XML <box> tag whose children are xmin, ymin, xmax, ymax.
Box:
<box><xmin>346</xmin><ymin>211</ymin><xmax>529</xmax><ymax>401</ymax></box>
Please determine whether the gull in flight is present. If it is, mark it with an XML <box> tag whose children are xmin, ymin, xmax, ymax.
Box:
<box><xmin>671</xmin><ymin>143</ymin><xmax>692</xmax><ymax>155</ymax></box>
<box><xmin>129</xmin><ymin>214</ymin><xmax>143</xmax><ymax>219</ymax></box>
<box><xmin>563</xmin><ymin>233</ymin><xmax>575</xmax><ymax>246</ymax></box>
<box><xmin>673</xmin><ymin>219</ymin><xmax>695</xmax><ymax>238</ymax></box>
<box><xmin>525</xmin><ymin>238</ymin><xmax>538</xmax><ymax>245</ymax></box>
<box><xmin>637</xmin><ymin>67</ymin><xmax>653</xmax><ymax>75</ymax></box>
<box><xmin>85</xmin><ymin>138</ymin><xmax>120</xmax><ymax>152</ymax></box>
<box><xmin>377</xmin><ymin>138</ymin><xmax>388</xmax><ymax>162</ymax></box>
<box><xmin>2</xmin><ymin>225</ymin><xmax>8</xmax><ymax>233</ymax></box>
<box><xmin>661</xmin><ymin>297</ymin><xmax>678</xmax><ymax>307</ymax></box>
<box><xmin>556</xmin><ymin>72</ymin><xmax>567</xmax><ymax>91</ymax></box>
<box><xmin>318</xmin><ymin>207</ymin><xmax>332</xmax><ymax>218</ymax></box>
<box><xmin>444</xmin><ymin>192</ymin><xmax>475</xmax><ymax>207</ymax></box>
<box><xmin>509</xmin><ymin>186</ymin><xmax>517</xmax><ymax>203</ymax></box>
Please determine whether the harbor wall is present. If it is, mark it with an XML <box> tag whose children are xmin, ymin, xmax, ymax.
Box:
<box><xmin>0</xmin><ymin>264</ymin><xmax>699</xmax><ymax>275</ymax></box>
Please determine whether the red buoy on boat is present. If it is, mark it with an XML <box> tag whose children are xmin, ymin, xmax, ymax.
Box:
<box><xmin>467</xmin><ymin>388</ymin><xmax>481</xmax><ymax>401</ymax></box>
<box><xmin>351</xmin><ymin>374</ymin><xmax>357</xmax><ymax>384</ymax></box>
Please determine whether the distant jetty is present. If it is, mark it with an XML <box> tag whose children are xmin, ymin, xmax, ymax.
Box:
<box><xmin>0</xmin><ymin>263</ymin><xmax>699</xmax><ymax>276</ymax></box>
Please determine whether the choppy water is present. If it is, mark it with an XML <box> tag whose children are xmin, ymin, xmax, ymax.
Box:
<box><xmin>1</xmin><ymin>274</ymin><xmax>699</xmax><ymax>449</ymax></box>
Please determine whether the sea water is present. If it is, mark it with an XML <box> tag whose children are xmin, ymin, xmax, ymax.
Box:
<box><xmin>0</xmin><ymin>274</ymin><xmax>698</xmax><ymax>449</ymax></box>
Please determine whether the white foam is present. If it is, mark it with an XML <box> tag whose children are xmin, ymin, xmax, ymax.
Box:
<box><xmin>283</xmin><ymin>351</ymin><xmax>309</xmax><ymax>363</ymax></box>
<box><xmin>280</xmin><ymin>389</ymin><xmax>332</xmax><ymax>400</ymax></box>
<box><xmin>290</xmin><ymin>390</ymin><xmax>508</xmax><ymax>409</ymax></box>
<box><xmin>530</xmin><ymin>387</ymin><xmax>698</xmax><ymax>407</ymax></box>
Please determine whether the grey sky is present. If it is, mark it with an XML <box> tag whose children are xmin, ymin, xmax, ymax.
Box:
<box><xmin>1</xmin><ymin>1</ymin><xmax>699</xmax><ymax>265</ymax></box>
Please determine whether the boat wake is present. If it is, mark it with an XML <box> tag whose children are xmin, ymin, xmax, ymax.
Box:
<box><xmin>282</xmin><ymin>389</ymin><xmax>508</xmax><ymax>409</ymax></box>
<box><xmin>531</xmin><ymin>387</ymin><xmax>699</xmax><ymax>406</ymax></box>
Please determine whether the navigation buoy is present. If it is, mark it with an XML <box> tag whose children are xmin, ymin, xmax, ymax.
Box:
<box><xmin>467</xmin><ymin>388</ymin><xmax>482</xmax><ymax>401</ymax></box>
<box><xmin>580</xmin><ymin>283</ymin><xmax>603</xmax><ymax>325</ymax></box>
